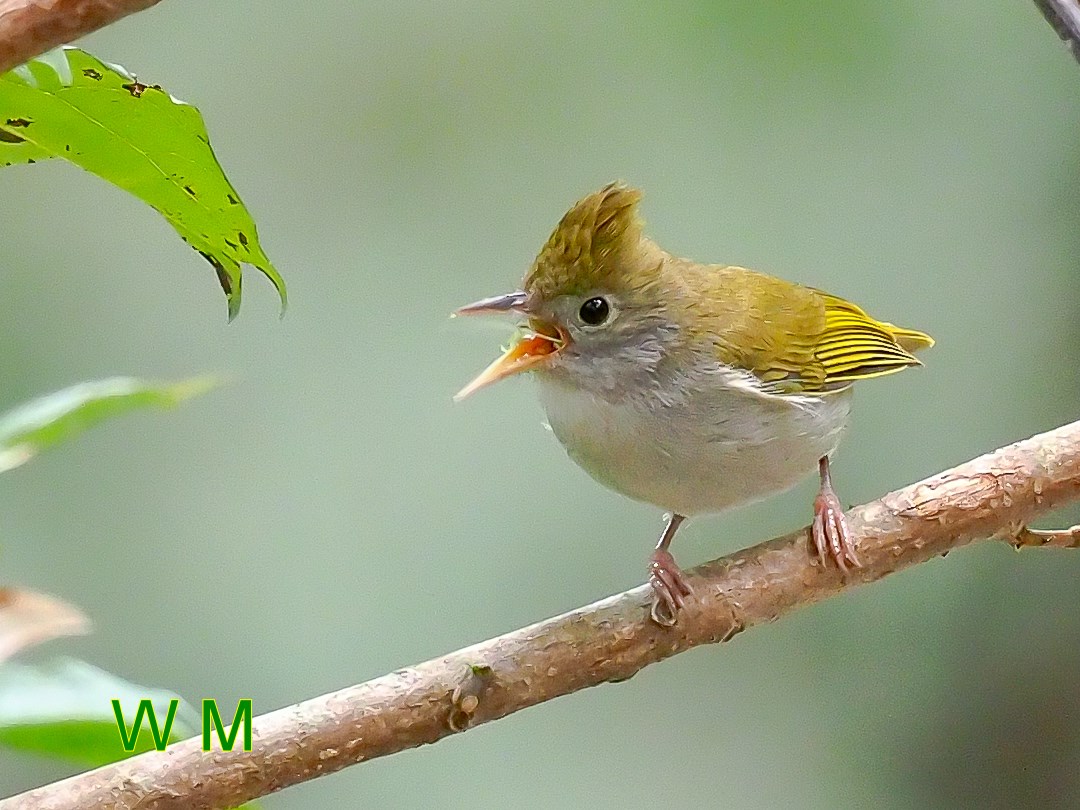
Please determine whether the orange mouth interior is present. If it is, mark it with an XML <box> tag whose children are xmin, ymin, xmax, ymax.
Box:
<box><xmin>454</xmin><ymin>321</ymin><xmax>564</xmax><ymax>401</ymax></box>
<box><xmin>519</xmin><ymin>319</ymin><xmax>562</xmax><ymax>359</ymax></box>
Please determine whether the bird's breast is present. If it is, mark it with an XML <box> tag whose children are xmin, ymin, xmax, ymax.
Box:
<box><xmin>534</xmin><ymin>369</ymin><xmax>852</xmax><ymax>516</ymax></box>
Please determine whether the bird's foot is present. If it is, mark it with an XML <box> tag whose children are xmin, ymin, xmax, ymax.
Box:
<box><xmin>648</xmin><ymin>548</ymin><xmax>692</xmax><ymax>627</ymax></box>
<box><xmin>812</xmin><ymin>487</ymin><xmax>861</xmax><ymax>572</ymax></box>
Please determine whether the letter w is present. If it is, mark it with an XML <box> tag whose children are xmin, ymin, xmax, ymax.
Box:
<box><xmin>111</xmin><ymin>698</ymin><xmax>178</xmax><ymax>752</ymax></box>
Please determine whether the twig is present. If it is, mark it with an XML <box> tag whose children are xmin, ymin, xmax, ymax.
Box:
<box><xmin>1010</xmin><ymin>523</ymin><xmax>1080</xmax><ymax>548</ymax></box>
<box><xmin>3</xmin><ymin>419</ymin><xmax>1080</xmax><ymax>810</ymax></box>
<box><xmin>0</xmin><ymin>0</ymin><xmax>164</xmax><ymax>75</ymax></box>
<box><xmin>0</xmin><ymin>1</ymin><xmax>1075</xmax><ymax>806</ymax></box>
<box><xmin>1033</xmin><ymin>0</ymin><xmax>1080</xmax><ymax>64</ymax></box>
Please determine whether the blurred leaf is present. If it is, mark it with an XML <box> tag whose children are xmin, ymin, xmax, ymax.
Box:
<box><xmin>0</xmin><ymin>377</ymin><xmax>215</xmax><ymax>473</ymax></box>
<box><xmin>0</xmin><ymin>657</ymin><xmax>199</xmax><ymax>765</ymax></box>
<box><xmin>0</xmin><ymin>588</ymin><xmax>90</xmax><ymax>663</ymax></box>
<box><xmin>0</xmin><ymin>47</ymin><xmax>286</xmax><ymax>319</ymax></box>
<box><xmin>0</xmin><ymin>658</ymin><xmax>262</xmax><ymax>807</ymax></box>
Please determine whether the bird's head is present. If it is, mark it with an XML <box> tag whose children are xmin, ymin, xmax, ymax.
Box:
<box><xmin>455</xmin><ymin>183</ymin><xmax>683</xmax><ymax>401</ymax></box>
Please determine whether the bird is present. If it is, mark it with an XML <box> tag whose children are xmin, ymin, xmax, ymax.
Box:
<box><xmin>454</xmin><ymin>182</ymin><xmax>933</xmax><ymax>625</ymax></box>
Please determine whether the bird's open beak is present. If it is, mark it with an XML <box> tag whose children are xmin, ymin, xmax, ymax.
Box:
<box><xmin>453</xmin><ymin>291</ymin><xmax>564</xmax><ymax>401</ymax></box>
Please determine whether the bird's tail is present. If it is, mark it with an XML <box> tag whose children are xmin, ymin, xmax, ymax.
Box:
<box><xmin>884</xmin><ymin>324</ymin><xmax>935</xmax><ymax>353</ymax></box>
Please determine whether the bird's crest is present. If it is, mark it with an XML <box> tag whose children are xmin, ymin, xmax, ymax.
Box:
<box><xmin>524</xmin><ymin>182</ymin><xmax>645</xmax><ymax>300</ymax></box>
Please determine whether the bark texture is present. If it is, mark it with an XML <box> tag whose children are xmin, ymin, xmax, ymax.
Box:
<box><xmin>0</xmin><ymin>1</ymin><xmax>1078</xmax><ymax>806</ymax></box>
<box><xmin>0</xmin><ymin>0</ymin><xmax>162</xmax><ymax>74</ymax></box>
<box><xmin>1034</xmin><ymin>0</ymin><xmax>1080</xmax><ymax>63</ymax></box>
<box><xmin>4</xmin><ymin>419</ymin><xmax>1080</xmax><ymax>810</ymax></box>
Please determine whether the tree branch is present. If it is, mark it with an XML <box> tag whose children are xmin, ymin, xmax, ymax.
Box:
<box><xmin>0</xmin><ymin>0</ymin><xmax>1072</xmax><ymax>802</ymax></box>
<box><xmin>1033</xmin><ymin>0</ymin><xmax>1080</xmax><ymax>64</ymax></box>
<box><xmin>0</xmin><ymin>0</ymin><xmax>163</xmax><ymax>75</ymax></box>
<box><xmin>3</xmin><ymin>419</ymin><xmax>1079</xmax><ymax>809</ymax></box>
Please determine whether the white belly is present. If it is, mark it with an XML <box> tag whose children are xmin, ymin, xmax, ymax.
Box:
<box><xmin>536</xmin><ymin>375</ymin><xmax>851</xmax><ymax>517</ymax></box>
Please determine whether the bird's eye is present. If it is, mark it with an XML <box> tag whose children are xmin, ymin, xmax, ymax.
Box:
<box><xmin>579</xmin><ymin>297</ymin><xmax>610</xmax><ymax>326</ymax></box>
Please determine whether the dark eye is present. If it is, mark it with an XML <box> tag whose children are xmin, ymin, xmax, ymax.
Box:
<box><xmin>579</xmin><ymin>297</ymin><xmax>610</xmax><ymax>325</ymax></box>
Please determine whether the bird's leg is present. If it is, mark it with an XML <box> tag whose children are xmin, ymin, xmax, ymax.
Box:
<box><xmin>812</xmin><ymin>455</ymin><xmax>861</xmax><ymax>571</ymax></box>
<box><xmin>648</xmin><ymin>513</ymin><xmax>692</xmax><ymax>626</ymax></box>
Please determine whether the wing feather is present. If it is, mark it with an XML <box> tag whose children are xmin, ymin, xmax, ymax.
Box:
<box><xmin>810</xmin><ymin>294</ymin><xmax>933</xmax><ymax>390</ymax></box>
<box><xmin>683</xmin><ymin>264</ymin><xmax>933</xmax><ymax>395</ymax></box>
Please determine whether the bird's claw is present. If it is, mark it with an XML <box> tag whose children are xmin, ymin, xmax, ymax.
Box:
<box><xmin>812</xmin><ymin>490</ymin><xmax>860</xmax><ymax>571</ymax></box>
<box><xmin>648</xmin><ymin>549</ymin><xmax>692</xmax><ymax>627</ymax></box>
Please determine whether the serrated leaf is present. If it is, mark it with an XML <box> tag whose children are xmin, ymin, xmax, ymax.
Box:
<box><xmin>0</xmin><ymin>47</ymin><xmax>286</xmax><ymax>319</ymax></box>
<box><xmin>0</xmin><ymin>377</ymin><xmax>215</xmax><ymax>473</ymax></box>
<box><xmin>0</xmin><ymin>657</ymin><xmax>199</xmax><ymax>765</ymax></box>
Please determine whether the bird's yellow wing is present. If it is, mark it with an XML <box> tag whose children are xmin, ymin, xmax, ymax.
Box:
<box><xmin>679</xmin><ymin>264</ymin><xmax>933</xmax><ymax>395</ymax></box>
<box><xmin>809</xmin><ymin>294</ymin><xmax>933</xmax><ymax>390</ymax></box>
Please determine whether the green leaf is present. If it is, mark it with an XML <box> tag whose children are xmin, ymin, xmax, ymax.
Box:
<box><xmin>0</xmin><ymin>377</ymin><xmax>216</xmax><ymax>473</ymax></box>
<box><xmin>0</xmin><ymin>47</ymin><xmax>286</xmax><ymax>319</ymax></box>
<box><xmin>0</xmin><ymin>127</ymin><xmax>53</xmax><ymax>167</ymax></box>
<box><xmin>0</xmin><ymin>657</ymin><xmax>199</xmax><ymax>765</ymax></box>
<box><xmin>0</xmin><ymin>658</ymin><xmax>264</xmax><ymax>807</ymax></box>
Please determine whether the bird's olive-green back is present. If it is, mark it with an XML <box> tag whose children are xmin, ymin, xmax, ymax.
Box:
<box><xmin>524</xmin><ymin>183</ymin><xmax>934</xmax><ymax>394</ymax></box>
<box><xmin>668</xmin><ymin>262</ymin><xmax>933</xmax><ymax>393</ymax></box>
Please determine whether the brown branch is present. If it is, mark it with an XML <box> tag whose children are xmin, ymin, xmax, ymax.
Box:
<box><xmin>1010</xmin><ymin>522</ymin><xmax>1080</xmax><ymax>548</ymax></box>
<box><xmin>5</xmin><ymin>419</ymin><xmax>1080</xmax><ymax>810</ymax></box>
<box><xmin>0</xmin><ymin>2</ymin><xmax>1072</xmax><ymax>805</ymax></box>
<box><xmin>0</xmin><ymin>0</ymin><xmax>163</xmax><ymax>75</ymax></box>
<box><xmin>1033</xmin><ymin>0</ymin><xmax>1080</xmax><ymax>64</ymax></box>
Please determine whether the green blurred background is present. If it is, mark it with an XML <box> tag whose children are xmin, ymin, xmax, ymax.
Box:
<box><xmin>3</xmin><ymin>1</ymin><xmax>1080</xmax><ymax>807</ymax></box>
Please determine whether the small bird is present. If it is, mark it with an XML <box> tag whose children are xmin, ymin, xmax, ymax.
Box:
<box><xmin>455</xmin><ymin>183</ymin><xmax>932</xmax><ymax>625</ymax></box>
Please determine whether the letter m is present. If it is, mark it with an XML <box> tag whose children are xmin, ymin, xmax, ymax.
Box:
<box><xmin>202</xmin><ymin>698</ymin><xmax>253</xmax><ymax>751</ymax></box>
